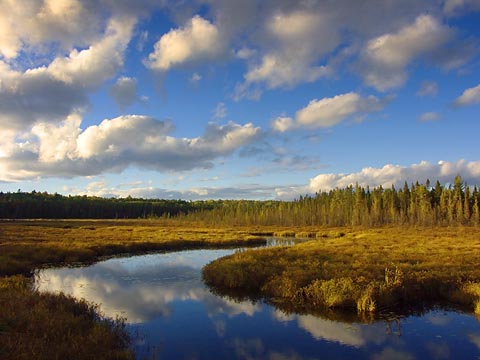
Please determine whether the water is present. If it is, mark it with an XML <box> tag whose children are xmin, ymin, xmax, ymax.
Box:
<box><xmin>34</xmin><ymin>239</ymin><xmax>480</xmax><ymax>359</ymax></box>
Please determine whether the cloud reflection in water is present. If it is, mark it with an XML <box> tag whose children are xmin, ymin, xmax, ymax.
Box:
<box><xmin>34</xmin><ymin>249</ymin><xmax>480</xmax><ymax>359</ymax></box>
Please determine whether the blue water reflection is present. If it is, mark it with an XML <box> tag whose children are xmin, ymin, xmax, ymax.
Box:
<box><xmin>35</xmin><ymin>246</ymin><xmax>480</xmax><ymax>359</ymax></box>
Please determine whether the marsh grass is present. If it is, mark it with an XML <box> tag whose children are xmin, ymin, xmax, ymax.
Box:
<box><xmin>203</xmin><ymin>226</ymin><xmax>480</xmax><ymax>317</ymax></box>
<box><xmin>3</xmin><ymin>220</ymin><xmax>480</xmax><ymax>354</ymax></box>
<box><xmin>0</xmin><ymin>276</ymin><xmax>133</xmax><ymax>360</ymax></box>
<box><xmin>0</xmin><ymin>219</ymin><xmax>267</xmax><ymax>276</ymax></box>
<box><xmin>0</xmin><ymin>219</ymin><xmax>269</xmax><ymax>358</ymax></box>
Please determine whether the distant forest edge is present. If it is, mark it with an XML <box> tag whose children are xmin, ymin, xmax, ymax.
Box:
<box><xmin>1</xmin><ymin>176</ymin><xmax>479</xmax><ymax>227</ymax></box>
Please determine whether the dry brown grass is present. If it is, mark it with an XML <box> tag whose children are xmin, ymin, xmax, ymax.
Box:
<box><xmin>3</xmin><ymin>221</ymin><xmax>480</xmax><ymax>355</ymax></box>
<box><xmin>0</xmin><ymin>219</ymin><xmax>267</xmax><ymax>276</ymax></box>
<box><xmin>0</xmin><ymin>276</ymin><xmax>133</xmax><ymax>360</ymax></box>
<box><xmin>0</xmin><ymin>219</ymin><xmax>269</xmax><ymax>358</ymax></box>
<box><xmin>203</xmin><ymin>226</ymin><xmax>480</xmax><ymax>316</ymax></box>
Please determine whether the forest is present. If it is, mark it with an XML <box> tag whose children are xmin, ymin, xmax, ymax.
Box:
<box><xmin>1</xmin><ymin>175</ymin><xmax>479</xmax><ymax>227</ymax></box>
<box><xmin>0</xmin><ymin>191</ymin><xmax>214</xmax><ymax>219</ymax></box>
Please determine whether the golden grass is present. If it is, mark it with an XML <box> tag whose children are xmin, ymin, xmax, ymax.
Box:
<box><xmin>0</xmin><ymin>276</ymin><xmax>133</xmax><ymax>360</ymax></box>
<box><xmin>2</xmin><ymin>221</ymin><xmax>480</xmax><ymax>354</ymax></box>
<box><xmin>203</xmin><ymin>226</ymin><xmax>480</xmax><ymax>316</ymax></box>
<box><xmin>0</xmin><ymin>219</ymin><xmax>269</xmax><ymax>358</ymax></box>
<box><xmin>0</xmin><ymin>219</ymin><xmax>267</xmax><ymax>276</ymax></box>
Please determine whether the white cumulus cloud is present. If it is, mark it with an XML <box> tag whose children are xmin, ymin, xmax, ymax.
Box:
<box><xmin>146</xmin><ymin>15</ymin><xmax>224</xmax><ymax>71</ymax></box>
<box><xmin>308</xmin><ymin>160</ymin><xmax>480</xmax><ymax>192</ymax></box>
<box><xmin>0</xmin><ymin>16</ymin><xmax>136</xmax><ymax>131</ymax></box>
<box><xmin>235</xmin><ymin>10</ymin><xmax>334</xmax><ymax>98</ymax></box>
<box><xmin>271</xmin><ymin>117</ymin><xmax>294</xmax><ymax>133</ymax></box>
<box><xmin>0</xmin><ymin>0</ymin><xmax>100</xmax><ymax>60</ymax></box>
<box><xmin>272</xmin><ymin>92</ymin><xmax>389</xmax><ymax>132</ymax></box>
<box><xmin>454</xmin><ymin>84</ymin><xmax>480</xmax><ymax>106</ymax></box>
<box><xmin>360</xmin><ymin>15</ymin><xmax>454</xmax><ymax>91</ymax></box>
<box><xmin>47</xmin><ymin>16</ymin><xmax>136</xmax><ymax>87</ymax></box>
<box><xmin>0</xmin><ymin>115</ymin><xmax>261</xmax><ymax>181</ymax></box>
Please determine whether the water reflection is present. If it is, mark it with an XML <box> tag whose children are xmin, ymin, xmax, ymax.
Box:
<box><xmin>35</xmin><ymin>248</ymin><xmax>480</xmax><ymax>359</ymax></box>
<box><xmin>35</xmin><ymin>250</ymin><xmax>261</xmax><ymax>323</ymax></box>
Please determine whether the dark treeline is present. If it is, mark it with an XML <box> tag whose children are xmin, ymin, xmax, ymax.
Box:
<box><xmin>1</xmin><ymin>176</ymin><xmax>479</xmax><ymax>226</ymax></box>
<box><xmin>0</xmin><ymin>191</ymin><xmax>214</xmax><ymax>219</ymax></box>
<box><xmin>185</xmin><ymin>176</ymin><xmax>480</xmax><ymax>227</ymax></box>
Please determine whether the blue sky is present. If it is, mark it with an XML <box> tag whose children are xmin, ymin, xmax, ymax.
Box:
<box><xmin>0</xmin><ymin>0</ymin><xmax>480</xmax><ymax>200</ymax></box>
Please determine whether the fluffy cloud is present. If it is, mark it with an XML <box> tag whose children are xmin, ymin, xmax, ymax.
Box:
<box><xmin>146</xmin><ymin>15</ymin><xmax>224</xmax><ymax>71</ymax></box>
<box><xmin>0</xmin><ymin>0</ymin><xmax>100</xmax><ymax>60</ymax></box>
<box><xmin>229</xmin><ymin>1</ymin><xmax>474</xmax><ymax>99</ymax></box>
<box><xmin>271</xmin><ymin>117</ymin><xmax>294</xmax><ymax>133</ymax></box>
<box><xmin>272</xmin><ymin>93</ymin><xmax>389</xmax><ymax>132</ymax></box>
<box><xmin>360</xmin><ymin>15</ymin><xmax>454</xmax><ymax>91</ymax></box>
<box><xmin>243</xmin><ymin>54</ymin><xmax>331</xmax><ymax>90</ymax></box>
<box><xmin>454</xmin><ymin>84</ymin><xmax>480</xmax><ymax>106</ymax></box>
<box><xmin>51</xmin><ymin>159</ymin><xmax>480</xmax><ymax>201</ymax></box>
<box><xmin>0</xmin><ymin>17</ymin><xmax>136</xmax><ymax>131</ymax></box>
<box><xmin>0</xmin><ymin>115</ymin><xmax>261</xmax><ymax>181</ymax></box>
<box><xmin>308</xmin><ymin>160</ymin><xmax>480</xmax><ymax>192</ymax></box>
<box><xmin>46</xmin><ymin>17</ymin><xmax>135</xmax><ymax>87</ymax></box>
<box><xmin>235</xmin><ymin>10</ymin><xmax>334</xmax><ymax>98</ymax></box>
<box><xmin>0</xmin><ymin>0</ymin><xmax>165</xmax><ymax>61</ymax></box>
<box><xmin>109</xmin><ymin>77</ymin><xmax>139</xmax><ymax>108</ymax></box>
<box><xmin>0</xmin><ymin>62</ymin><xmax>87</xmax><ymax>130</ymax></box>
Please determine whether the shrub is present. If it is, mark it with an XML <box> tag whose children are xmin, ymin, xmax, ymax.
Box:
<box><xmin>356</xmin><ymin>285</ymin><xmax>377</xmax><ymax>312</ymax></box>
<box><xmin>304</xmin><ymin>278</ymin><xmax>358</xmax><ymax>309</ymax></box>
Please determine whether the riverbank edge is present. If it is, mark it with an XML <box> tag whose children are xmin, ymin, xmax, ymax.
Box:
<box><xmin>203</xmin><ymin>226</ymin><xmax>480</xmax><ymax>319</ymax></box>
<box><xmin>0</xmin><ymin>219</ymin><xmax>269</xmax><ymax>359</ymax></box>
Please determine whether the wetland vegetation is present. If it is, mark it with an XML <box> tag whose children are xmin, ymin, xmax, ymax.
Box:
<box><xmin>0</xmin><ymin>220</ymin><xmax>268</xmax><ymax>359</ymax></box>
<box><xmin>1</xmin><ymin>176</ymin><xmax>480</xmax><ymax>358</ymax></box>
<box><xmin>203</xmin><ymin>226</ymin><xmax>480</xmax><ymax>316</ymax></box>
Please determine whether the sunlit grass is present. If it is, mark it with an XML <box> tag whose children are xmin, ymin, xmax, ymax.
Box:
<box><xmin>0</xmin><ymin>219</ymin><xmax>267</xmax><ymax>276</ymax></box>
<box><xmin>203</xmin><ymin>226</ymin><xmax>480</xmax><ymax>316</ymax></box>
<box><xmin>0</xmin><ymin>276</ymin><xmax>133</xmax><ymax>360</ymax></box>
<box><xmin>0</xmin><ymin>219</ymin><xmax>269</xmax><ymax>358</ymax></box>
<box><xmin>3</xmin><ymin>220</ymin><xmax>480</xmax><ymax>355</ymax></box>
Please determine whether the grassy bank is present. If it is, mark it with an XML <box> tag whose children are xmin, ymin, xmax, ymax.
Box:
<box><xmin>203</xmin><ymin>226</ymin><xmax>480</xmax><ymax>317</ymax></box>
<box><xmin>0</xmin><ymin>219</ymin><xmax>267</xmax><ymax>276</ymax></box>
<box><xmin>0</xmin><ymin>276</ymin><xmax>133</xmax><ymax>360</ymax></box>
<box><xmin>0</xmin><ymin>219</ymin><xmax>267</xmax><ymax>359</ymax></box>
<box><xmin>3</xmin><ymin>221</ymin><xmax>480</xmax><ymax>357</ymax></box>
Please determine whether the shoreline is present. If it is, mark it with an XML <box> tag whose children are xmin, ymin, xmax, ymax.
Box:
<box><xmin>202</xmin><ymin>226</ymin><xmax>480</xmax><ymax>318</ymax></box>
<box><xmin>2</xmin><ymin>220</ymin><xmax>480</xmax><ymax>358</ymax></box>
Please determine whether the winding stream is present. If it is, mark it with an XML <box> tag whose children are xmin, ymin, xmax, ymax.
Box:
<box><xmin>34</xmin><ymin>238</ymin><xmax>480</xmax><ymax>359</ymax></box>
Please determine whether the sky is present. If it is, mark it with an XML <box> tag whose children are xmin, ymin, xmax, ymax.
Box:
<box><xmin>0</xmin><ymin>0</ymin><xmax>480</xmax><ymax>200</ymax></box>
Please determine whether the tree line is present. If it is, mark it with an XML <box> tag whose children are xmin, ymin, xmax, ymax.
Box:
<box><xmin>1</xmin><ymin>176</ymin><xmax>479</xmax><ymax>226</ymax></box>
<box><xmin>0</xmin><ymin>191</ymin><xmax>214</xmax><ymax>219</ymax></box>
<box><xmin>184</xmin><ymin>176</ymin><xmax>480</xmax><ymax>227</ymax></box>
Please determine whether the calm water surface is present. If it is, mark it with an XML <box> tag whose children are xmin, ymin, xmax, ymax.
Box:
<box><xmin>34</xmin><ymin>239</ymin><xmax>480</xmax><ymax>359</ymax></box>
